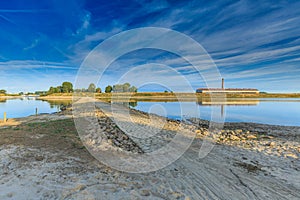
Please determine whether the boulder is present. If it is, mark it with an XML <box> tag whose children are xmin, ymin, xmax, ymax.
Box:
<box><xmin>285</xmin><ymin>153</ymin><xmax>298</xmax><ymax>159</ymax></box>
<box><xmin>247</xmin><ymin>135</ymin><xmax>257</xmax><ymax>140</ymax></box>
<box><xmin>230</xmin><ymin>135</ymin><xmax>240</xmax><ymax>141</ymax></box>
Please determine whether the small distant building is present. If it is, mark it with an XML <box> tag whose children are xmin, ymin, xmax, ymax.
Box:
<box><xmin>196</xmin><ymin>78</ymin><xmax>259</xmax><ymax>94</ymax></box>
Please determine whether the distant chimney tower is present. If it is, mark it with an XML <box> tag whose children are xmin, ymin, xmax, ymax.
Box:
<box><xmin>222</xmin><ymin>78</ymin><xmax>224</xmax><ymax>89</ymax></box>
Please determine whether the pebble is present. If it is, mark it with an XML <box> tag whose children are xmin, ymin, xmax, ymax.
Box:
<box><xmin>73</xmin><ymin>184</ymin><xmax>86</xmax><ymax>192</ymax></box>
<box><xmin>202</xmin><ymin>131</ymin><xmax>209</xmax><ymax>136</ymax></box>
<box><xmin>268</xmin><ymin>141</ymin><xmax>276</xmax><ymax>147</ymax></box>
<box><xmin>35</xmin><ymin>156</ymin><xmax>44</xmax><ymax>161</ymax></box>
<box><xmin>140</xmin><ymin>189</ymin><xmax>151</xmax><ymax>196</ymax></box>
<box><xmin>235</xmin><ymin>129</ymin><xmax>243</xmax><ymax>133</ymax></box>
<box><xmin>171</xmin><ymin>192</ymin><xmax>183</xmax><ymax>199</ymax></box>
<box><xmin>130</xmin><ymin>190</ymin><xmax>140</xmax><ymax>198</ymax></box>
<box><xmin>285</xmin><ymin>153</ymin><xmax>298</xmax><ymax>159</ymax></box>
<box><xmin>7</xmin><ymin>193</ymin><xmax>13</xmax><ymax>198</ymax></box>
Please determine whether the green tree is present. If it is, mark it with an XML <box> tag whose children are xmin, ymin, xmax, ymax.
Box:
<box><xmin>112</xmin><ymin>84</ymin><xmax>123</xmax><ymax>92</ymax></box>
<box><xmin>105</xmin><ymin>85</ymin><xmax>112</xmax><ymax>93</ymax></box>
<box><xmin>112</xmin><ymin>83</ymin><xmax>137</xmax><ymax>93</ymax></box>
<box><xmin>96</xmin><ymin>87</ymin><xmax>101</xmax><ymax>93</ymax></box>
<box><xmin>56</xmin><ymin>86</ymin><xmax>62</xmax><ymax>93</ymax></box>
<box><xmin>47</xmin><ymin>87</ymin><xmax>55</xmax><ymax>94</ymax></box>
<box><xmin>62</xmin><ymin>82</ymin><xmax>73</xmax><ymax>93</ymax></box>
<box><xmin>129</xmin><ymin>86</ymin><xmax>137</xmax><ymax>92</ymax></box>
<box><xmin>73</xmin><ymin>89</ymin><xmax>82</xmax><ymax>93</ymax></box>
<box><xmin>35</xmin><ymin>91</ymin><xmax>47</xmax><ymax>95</ymax></box>
<box><xmin>88</xmin><ymin>83</ymin><xmax>96</xmax><ymax>92</ymax></box>
<box><xmin>123</xmin><ymin>82</ymin><xmax>131</xmax><ymax>92</ymax></box>
<box><xmin>47</xmin><ymin>86</ymin><xmax>60</xmax><ymax>94</ymax></box>
<box><xmin>0</xmin><ymin>89</ymin><xmax>7</xmax><ymax>94</ymax></box>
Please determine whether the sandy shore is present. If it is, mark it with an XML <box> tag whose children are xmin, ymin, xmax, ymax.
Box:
<box><xmin>0</xmin><ymin>96</ymin><xmax>21</xmax><ymax>100</ymax></box>
<box><xmin>0</xmin><ymin>102</ymin><xmax>299</xmax><ymax>199</ymax></box>
<box><xmin>37</xmin><ymin>96</ymin><xmax>73</xmax><ymax>100</ymax></box>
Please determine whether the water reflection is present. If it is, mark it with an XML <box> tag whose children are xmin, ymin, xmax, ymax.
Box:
<box><xmin>129</xmin><ymin>98</ymin><xmax>300</xmax><ymax>126</ymax></box>
<box><xmin>110</xmin><ymin>100</ymin><xmax>138</xmax><ymax>108</ymax></box>
<box><xmin>197</xmin><ymin>99</ymin><xmax>259</xmax><ymax>106</ymax></box>
<box><xmin>0</xmin><ymin>98</ymin><xmax>72</xmax><ymax>118</ymax></box>
<box><xmin>39</xmin><ymin>99</ymin><xmax>72</xmax><ymax>109</ymax></box>
<box><xmin>196</xmin><ymin>99</ymin><xmax>259</xmax><ymax>118</ymax></box>
<box><xmin>0</xmin><ymin>97</ymin><xmax>299</xmax><ymax>126</ymax></box>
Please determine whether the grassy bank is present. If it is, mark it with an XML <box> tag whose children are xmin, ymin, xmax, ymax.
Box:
<box><xmin>37</xmin><ymin>93</ymin><xmax>73</xmax><ymax>100</ymax></box>
<box><xmin>0</xmin><ymin>94</ymin><xmax>21</xmax><ymax>98</ymax></box>
<box><xmin>96</xmin><ymin>92</ymin><xmax>300</xmax><ymax>100</ymax></box>
<box><xmin>0</xmin><ymin>118</ymin><xmax>87</xmax><ymax>155</ymax></box>
<box><xmin>37</xmin><ymin>92</ymin><xmax>300</xmax><ymax>101</ymax></box>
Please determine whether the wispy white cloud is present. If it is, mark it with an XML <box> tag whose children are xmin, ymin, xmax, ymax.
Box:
<box><xmin>0</xmin><ymin>14</ymin><xmax>17</xmax><ymax>25</ymax></box>
<box><xmin>0</xmin><ymin>60</ymin><xmax>77</xmax><ymax>70</ymax></box>
<box><xmin>223</xmin><ymin>65</ymin><xmax>300</xmax><ymax>80</ymax></box>
<box><xmin>74</xmin><ymin>12</ymin><xmax>91</xmax><ymax>36</ymax></box>
<box><xmin>0</xmin><ymin>9</ymin><xmax>51</xmax><ymax>13</ymax></box>
<box><xmin>213</xmin><ymin>45</ymin><xmax>300</xmax><ymax>67</ymax></box>
<box><xmin>0</xmin><ymin>60</ymin><xmax>77</xmax><ymax>92</ymax></box>
<box><xmin>23</xmin><ymin>38</ymin><xmax>40</xmax><ymax>51</ymax></box>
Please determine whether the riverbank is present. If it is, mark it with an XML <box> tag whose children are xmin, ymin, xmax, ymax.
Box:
<box><xmin>37</xmin><ymin>92</ymin><xmax>300</xmax><ymax>101</ymax></box>
<box><xmin>37</xmin><ymin>95</ymin><xmax>73</xmax><ymax>100</ymax></box>
<box><xmin>0</xmin><ymin>103</ymin><xmax>299</xmax><ymax>199</ymax></box>
<box><xmin>0</xmin><ymin>95</ymin><xmax>21</xmax><ymax>100</ymax></box>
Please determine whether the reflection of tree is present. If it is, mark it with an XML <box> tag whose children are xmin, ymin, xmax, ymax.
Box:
<box><xmin>39</xmin><ymin>99</ymin><xmax>72</xmax><ymax>111</ymax></box>
<box><xmin>0</xmin><ymin>99</ymin><xmax>6</xmax><ymax>103</ymax></box>
<box><xmin>115</xmin><ymin>101</ymin><xmax>138</xmax><ymax>108</ymax></box>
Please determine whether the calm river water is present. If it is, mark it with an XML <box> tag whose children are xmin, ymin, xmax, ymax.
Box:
<box><xmin>1</xmin><ymin>97</ymin><xmax>299</xmax><ymax>126</ymax></box>
<box><xmin>131</xmin><ymin>98</ymin><xmax>300</xmax><ymax>126</ymax></box>
<box><xmin>0</xmin><ymin>97</ymin><xmax>70</xmax><ymax>119</ymax></box>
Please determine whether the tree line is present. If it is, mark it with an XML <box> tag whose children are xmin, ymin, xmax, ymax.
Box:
<box><xmin>46</xmin><ymin>82</ymin><xmax>137</xmax><ymax>95</ymax></box>
<box><xmin>47</xmin><ymin>82</ymin><xmax>74</xmax><ymax>94</ymax></box>
<box><xmin>105</xmin><ymin>83</ymin><xmax>137</xmax><ymax>93</ymax></box>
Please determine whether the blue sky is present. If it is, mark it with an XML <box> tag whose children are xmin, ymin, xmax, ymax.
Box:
<box><xmin>1</xmin><ymin>0</ymin><xmax>300</xmax><ymax>93</ymax></box>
